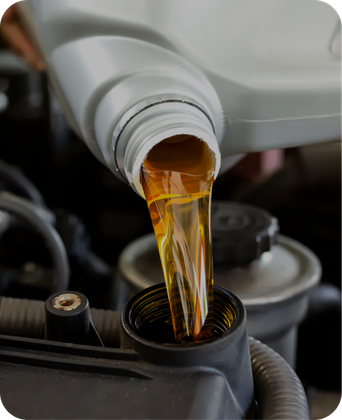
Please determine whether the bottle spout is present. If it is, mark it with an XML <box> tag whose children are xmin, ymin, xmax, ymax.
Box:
<box><xmin>113</xmin><ymin>98</ymin><xmax>221</xmax><ymax>198</ymax></box>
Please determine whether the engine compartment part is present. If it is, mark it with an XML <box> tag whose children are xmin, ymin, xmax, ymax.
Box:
<box><xmin>0</xmin><ymin>192</ymin><xmax>69</xmax><ymax>292</ymax></box>
<box><xmin>116</xmin><ymin>201</ymin><xmax>322</xmax><ymax>366</ymax></box>
<box><xmin>0</xmin><ymin>284</ymin><xmax>310</xmax><ymax>419</ymax></box>
<box><xmin>44</xmin><ymin>291</ymin><xmax>103</xmax><ymax>346</ymax></box>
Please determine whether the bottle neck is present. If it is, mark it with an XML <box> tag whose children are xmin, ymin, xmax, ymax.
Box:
<box><xmin>113</xmin><ymin>99</ymin><xmax>221</xmax><ymax>198</ymax></box>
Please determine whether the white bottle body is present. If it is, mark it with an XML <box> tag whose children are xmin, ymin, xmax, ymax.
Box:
<box><xmin>19</xmin><ymin>0</ymin><xmax>341</xmax><ymax>186</ymax></box>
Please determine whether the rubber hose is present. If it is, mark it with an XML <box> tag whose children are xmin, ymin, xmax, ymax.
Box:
<box><xmin>89</xmin><ymin>307</ymin><xmax>121</xmax><ymax>348</ymax></box>
<box><xmin>249</xmin><ymin>337</ymin><xmax>310</xmax><ymax>420</ymax></box>
<box><xmin>0</xmin><ymin>296</ymin><xmax>121</xmax><ymax>347</ymax></box>
<box><xmin>306</xmin><ymin>283</ymin><xmax>341</xmax><ymax>317</ymax></box>
<box><xmin>17</xmin><ymin>196</ymin><xmax>55</xmax><ymax>225</ymax></box>
<box><xmin>0</xmin><ymin>195</ymin><xmax>55</xmax><ymax>239</ymax></box>
<box><xmin>0</xmin><ymin>193</ymin><xmax>69</xmax><ymax>293</ymax></box>
<box><xmin>0</xmin><ymin>297</ymin><xmax>44</xmax><ymax>338</ymax></box>
<box><xmin>0</xmin><ymin>159</ymin><xmax>45</xmax><ymax>205</ymax></box>
<box><xmin>0</xmin><ymin>210</ymin><xmax>12</xmax><ymax>236</ymax></box>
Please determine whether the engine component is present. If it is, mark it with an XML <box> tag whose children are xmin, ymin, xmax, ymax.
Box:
<box><xmin>0</xmin><ymin>284</ymin><xmax>309</xmax><ymax>419</ymax></box>
<box><xmin>44</xmin><ymin>290</ymin><xmax>103</xmax><ymax>346</ymax></box>
<box><xmin>117</xmin><ymin>201</ymin><xmax>321</xmax><ymax>367</ymax></box>
<box><xmin>0</xmin><ymin>192</ymin><xmax>69</xmax><ymax>292</ymax></box>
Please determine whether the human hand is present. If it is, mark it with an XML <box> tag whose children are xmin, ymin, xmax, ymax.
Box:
<box><xmin>0</xmin><ymin>3</ymin><xmax>45</xmax><ymax>71</ymax></box>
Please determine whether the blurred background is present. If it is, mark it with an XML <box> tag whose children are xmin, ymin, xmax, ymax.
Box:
<box><xmin>0</xmin><ymin>21</ymin><xmax>341</xmax><ymax>419</ymax></box>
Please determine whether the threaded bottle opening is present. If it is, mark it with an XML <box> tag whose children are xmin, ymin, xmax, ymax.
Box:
<box><xmin>123</xmin><ymin>284</ymin><xmax>238</xmax><ymax>345</ymax></box>
<box><xmin>114</xmin><ymin>100</ymin><xmax>220</xmax><ymax>198</ymax></box>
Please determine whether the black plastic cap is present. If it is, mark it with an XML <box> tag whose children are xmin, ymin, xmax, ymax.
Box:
<box><xmin>44</xmin><ymin>291</ymin><xmax>91</xmax><ymax>344</ymax></box>
<box><xmin>211</xmin><ymin>201</ymin><xmax>279</xmax><ymax>265</ymax></box>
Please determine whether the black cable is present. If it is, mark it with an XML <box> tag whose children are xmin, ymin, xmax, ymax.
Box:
<box><xmin>0</xmin><ymin>192</ymin><xmax>69</xmax><ymax>293</ymax></box>
<box><xmin>0</xmin><ymin>159</ymin><xmax>45</xmax><ymax>205</ymax></box>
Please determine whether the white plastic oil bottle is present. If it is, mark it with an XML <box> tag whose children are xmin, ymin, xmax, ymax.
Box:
<box><xmin>18</xmin><ymin>0</ymin><xmax>340</xmax><ymax>194</ymax></box>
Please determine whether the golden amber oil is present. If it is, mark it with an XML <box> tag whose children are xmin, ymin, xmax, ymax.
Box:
<box><xmin>141</xmin><ymin>135</ymin><xmax>216</xmax><ymax>343</ymax></box>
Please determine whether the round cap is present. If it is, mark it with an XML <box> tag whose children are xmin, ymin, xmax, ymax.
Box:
<box><xmin>212</xmin><ymin>201</ymin><xmax>279</xmax><ymax>265</ymax></box>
